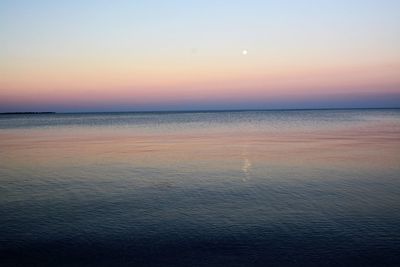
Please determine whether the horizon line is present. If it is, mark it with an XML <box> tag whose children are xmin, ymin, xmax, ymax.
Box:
<box><xmin>1</xmin><ymin>106</ymin><xmax>400</xmax><ymax>115</ymax></box>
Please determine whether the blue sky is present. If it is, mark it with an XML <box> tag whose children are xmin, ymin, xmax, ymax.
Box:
<box><xmin>1</xmin><ymin>0</ymin><xmax>399</xmax><ymax>111</ymax></box>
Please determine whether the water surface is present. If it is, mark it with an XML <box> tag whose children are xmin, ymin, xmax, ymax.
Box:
<box><xmin>1</xmin><ymin>109</ymin><xmax>400</xmax><ymax>266</ymax></box>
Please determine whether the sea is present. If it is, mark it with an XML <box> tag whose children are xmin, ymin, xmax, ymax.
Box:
<box><xmin>1</xmin><ymin>109</ymin><xmax>400</xmax><ymax>266</ymax></box>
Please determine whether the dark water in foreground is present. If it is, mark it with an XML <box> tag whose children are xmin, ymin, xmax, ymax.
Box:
<box><xmin>1</xmin><ymin>109</ymin><xmax>400</xmax><ymax>266</ymax></box>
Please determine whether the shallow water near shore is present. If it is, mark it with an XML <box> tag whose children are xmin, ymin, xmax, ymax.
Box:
<box><xmin>1</xmin><ymin>109</ymin><xmax>400</xmax><ymax>266</ymax></box>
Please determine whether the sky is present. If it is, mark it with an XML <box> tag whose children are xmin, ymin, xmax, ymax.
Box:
<box><xmin>1</xmin><ymin>0</ymin><xmax>399</xmax><ymax>112</ymax></box>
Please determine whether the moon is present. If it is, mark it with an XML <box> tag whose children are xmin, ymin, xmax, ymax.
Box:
<box><xmin>242</xmin><ymin>50</ymin><xmax>248</xmax><ymax>55</ymax></box>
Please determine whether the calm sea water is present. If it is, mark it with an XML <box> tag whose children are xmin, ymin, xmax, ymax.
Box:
<box><xmin>1</xmin><ymin>109</ymin><xmax>400</xmax><ymax>266</ymax></box>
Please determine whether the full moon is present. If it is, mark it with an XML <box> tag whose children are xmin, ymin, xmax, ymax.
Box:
<box><xmin>242</xmin><ymin>50</ymin><xmax>248</xmax><ymax>55</ymax></box>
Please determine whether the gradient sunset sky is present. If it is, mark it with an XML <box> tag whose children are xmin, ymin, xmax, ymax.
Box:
<box><xmin>1</xmin><ymin>0</ymin><xmax>399</xmax><ymax>112</ymax></box>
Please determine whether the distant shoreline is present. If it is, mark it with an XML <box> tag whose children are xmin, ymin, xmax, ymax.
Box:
<box><xmin>0</xmin><ymin>112</ymin><xmax>56</xmax><ymax>115</ymax></box>
<box><xmin>0</xmin><ymin>107</ymin><xmax>399</xmax><ymax>115</ymax></box>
